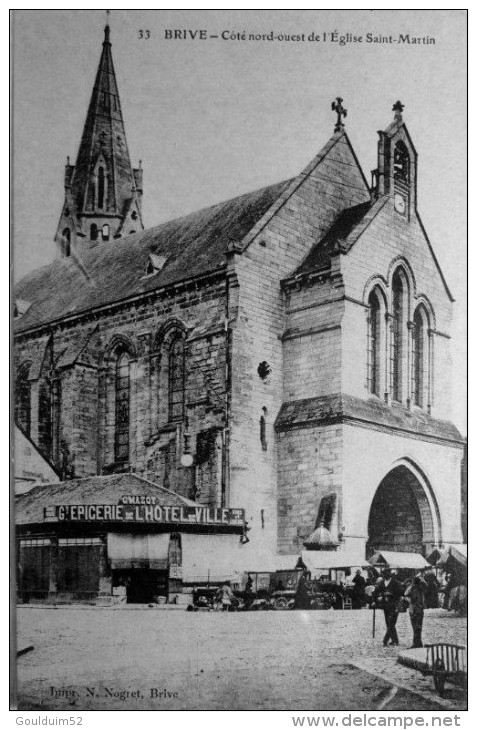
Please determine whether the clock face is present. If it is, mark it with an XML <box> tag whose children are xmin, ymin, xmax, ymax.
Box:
<box><xmin>394</xmin><ymin>193</ymin><xmax>406</xmax><ymax>214</ymax></box>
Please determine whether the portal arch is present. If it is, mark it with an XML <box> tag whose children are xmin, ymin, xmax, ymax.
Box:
<box><xmin>367</xmin><ymin>460</ymin><xmax>441</xmax><ymax>557</ymax></box>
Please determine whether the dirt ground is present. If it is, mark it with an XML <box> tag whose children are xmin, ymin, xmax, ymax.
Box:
<box><xmin>14</xmin><ymin>605</ymin><xmax>467</xmax><ymax>711</ymax></box>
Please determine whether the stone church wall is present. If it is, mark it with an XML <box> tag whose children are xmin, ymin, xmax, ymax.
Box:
<box><xmin>228</xmin><ymin>134</ymin><xmax>369</xmax><ymax>555</ymax></box>
<box><xmin>14</xmin><ymin>276</ymin><xmax>229</xmax><ymax>504</ymax></box>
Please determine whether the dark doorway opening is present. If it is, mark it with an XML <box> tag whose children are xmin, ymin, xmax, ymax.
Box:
<box><xmin>367</xmin><ymin>466</ymin><xmax>429</xmax><ymax>558</ymax></box>
<box><xmin>114</xmin><ymin>569</ymin><xmax>168</xmax><ymax>603</ymax></box>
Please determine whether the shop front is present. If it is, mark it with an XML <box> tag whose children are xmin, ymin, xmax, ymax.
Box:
<box><xmin>15</xmin><ymin>474</ymin><xmax>247</xmax><ymax>604</ymax></box>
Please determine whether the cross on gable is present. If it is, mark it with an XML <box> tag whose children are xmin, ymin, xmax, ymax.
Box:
<box><xmin>331</xmin><ymin>97</ymin><xmax>347</xmax><ymax>133</ymax></box>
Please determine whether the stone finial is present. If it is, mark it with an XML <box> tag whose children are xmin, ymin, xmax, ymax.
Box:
<box><xmin>393</xmin><ymin>100</ymin><xmax>405</xmax><ymax>122</ymax></box>
<box><xmin>104</xmin><ymin>11</ymin><xmax>111</xmax><ymax>44</ymax></box>
<box><xmin>331</xmin><ymin>97</ymin><xmax>347</xmax><ymax>133</ymax></box>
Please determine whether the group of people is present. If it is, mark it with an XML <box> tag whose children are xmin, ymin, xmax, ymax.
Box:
<box><xmin>370</xmin><ymin>567</ymin><xmax>441</xmax><ymax>648</ymax></box>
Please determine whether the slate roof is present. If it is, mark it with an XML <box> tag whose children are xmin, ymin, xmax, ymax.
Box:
<box><xmin>15</xmin><ymin>473</ymin><xmax>198</xmax><ymax>526</ymax></box>
<box><xmin>289</xmin><ymin>196</ymin><xmax>393</xmax><ymax>279</ymax></box>
<box><xmin>15</xmin><ymin>178</ymin><xmax>293</xmax><ymax>333</ymax></box>
<box><xmin>275</xmin><ymin>393</ymin><xmax>464</xmax><ymax>443</ymax></box>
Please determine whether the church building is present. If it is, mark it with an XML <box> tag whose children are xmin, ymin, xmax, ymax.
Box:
<box><xmin>14</xmin><ymin>24</ymin><xmax>465</xmax><ymax>603</ymax></box>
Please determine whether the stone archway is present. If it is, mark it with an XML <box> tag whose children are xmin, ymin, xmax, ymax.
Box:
<box><xmin>367</xmin><ymin>464</ymin><xmax>438</xmax><ymax>558</ymax></box>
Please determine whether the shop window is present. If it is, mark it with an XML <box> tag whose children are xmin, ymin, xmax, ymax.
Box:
<box><xmin>15</xmin><ymin>364</ymin><xmax>31</xmax><ymax>435</ymax></box>
<box><xmin>18</xmin><ymin>539</ymin><xmax>51</xmax><ymax>600</ymax></box>
<box><xmin>57</xmin><ymin>540</ymin><xmax>101</xmax><ymax>594</ymax></box>
<box><xmin>102</xmin><ymin>223</ymin><xmax>110</xmax><ymax>241</ymax></box>
<box><xmin>114</xmin><ymin>351</ymin><xmax>130</xmax><ymax>464</ymax></box>
<box><xmin>168</xmin><ymin>335</ymin><xmax>185</xmax><ymax>422</ymax></box>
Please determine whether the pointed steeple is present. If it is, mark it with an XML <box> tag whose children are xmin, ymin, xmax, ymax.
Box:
<box><xmin>55</xmin><ymin>23</ymin><xmax>144</xmax><ymax>257</ymax></box>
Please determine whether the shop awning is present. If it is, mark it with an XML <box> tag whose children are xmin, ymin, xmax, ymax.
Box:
<box><xmin>368</xmin><ymin>551</ymin><xmax>430</xmax><ymax>570</ymax></box>
<box><xmin>301</xmin><ymin>550</ymin><xmax>369</xmax><ymax>571</ymax></box>
<box><xmin>181</xmin><ymin>533</ymin><xmax>244</xmax><ymax>583</ymax></box>
<box><xmin>107</xmin><ymin>533</ymin><xmax>170</xmax><ymax>570</ymax></box>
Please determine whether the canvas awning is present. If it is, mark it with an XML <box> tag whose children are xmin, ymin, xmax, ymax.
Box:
<box><xmin>301</xmin><ymin>550</ymin><xmax>369</xmax><ymax>571</ymax></box>
<box><xmin>181</xmin><ymin>533</ymin><xmax>244</xmax><ymax>583</ymax></box>
<box><xmin>368</xmin><ymin>551</ymin><xmax>430</xmax><ymax>570</ymax></box>
<box><xmin>436</xmin><ymin>544</ymin><xmax>467</xmax><ymax>568</ymax></box>
<box><xmin>107</xmin><ymin>533</ymin><xmax>170</xmax><ymax>570</ymax></box>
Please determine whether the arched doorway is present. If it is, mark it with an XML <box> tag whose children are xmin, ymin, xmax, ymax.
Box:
<box><xmin>367</xmin><ymin>464</ymin><xmax>438</xmax><ymax>558</ymax></box>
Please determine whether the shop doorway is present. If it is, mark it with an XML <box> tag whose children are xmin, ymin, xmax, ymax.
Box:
<box><xmin>114</xmin><ymin>569</ymin><xmax>168</xmax><ymax>603</ymax></box>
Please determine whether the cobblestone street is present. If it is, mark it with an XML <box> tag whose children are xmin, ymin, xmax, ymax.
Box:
<box><xmin>15</xmin><ymin>606</ymin><xmax>467</xmax><ymax>711</ymax></box>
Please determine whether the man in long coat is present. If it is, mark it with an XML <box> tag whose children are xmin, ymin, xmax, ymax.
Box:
<box><xmin>375</xmin><ymin>568</ymin><xmax>404</xmax><ymax>646</ymax></box>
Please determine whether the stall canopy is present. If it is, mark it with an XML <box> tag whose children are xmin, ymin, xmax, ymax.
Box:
<box><xmin>368</xmin><ymin>551</ymin><xmax>430</xmax><ymax>570</ymax></box>
<box><xmin>301</xmin><ymin>550</ymin><xmax>369</xmax><ymax>571</ymax></box>
<box><xmin>108</xmin><ymin>533</ymin><xmax>170</xmax><ymax>570</ymax></box>
<box><xmin>181</xmin><ymin>533</ymin><xmax>244</xmax><ymax>584</ymax></box>
<box><xmin>436</xmin><ymin>544</ymin><xmax>467</xmax><ymax>568</ymax></box>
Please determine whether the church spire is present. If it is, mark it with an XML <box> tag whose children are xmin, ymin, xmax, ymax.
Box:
<box><xmin>55</xmin><ymin>22</ymin><xmax>144</xmax><ymax>257</ymax></box>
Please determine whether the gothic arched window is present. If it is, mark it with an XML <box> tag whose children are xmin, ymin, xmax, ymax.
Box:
<box><xmin>367</xmin><ymin>288</ymin><xmax>385</xmax><ymax>397</ymax></box>
<box><xmin>168</xmin><ymin>335</ymin><xmax>185</xmax><ymax>423</ymax></box>
<box><xmin>114</xmin><ymin>351</ymin><xmax>130</xmax><ymax>464</ymax></box>
<box><xmin>38</xmin><ymin>379</ymin><xmax>53</xmax><ymax>458</ymax></box>
<box><xmin>412</xmin><ymin>305</ymin><xmax>430</xmax><ymax>409</ymax></box>
<box><xmin>90</xmin><ymin>223</ymin><xmax>98</xmax><ymax>241</ymax></box>
<box><xmin>15</xmin><ymin>364</ymin><xmax>31</xmax><ymax>435</ymax></box>
<box><xmin>98</xmin><ymin>167</ymin><xmax>105</xmax><ymax>210</ymax></box>
<box><xmin>390</xmin><ymin>270</ymin><xmax>406</xmax><ymax>402</ymax></box>
<box><xmin>394</xmin><ymin>141</ymin><xmax>410</xmax><ymax>184</ymax></box>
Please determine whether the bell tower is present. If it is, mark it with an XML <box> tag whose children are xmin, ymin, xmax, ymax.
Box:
<box><xmin>55</xmin><ymin>22</ymin><xmax>144</xmax><ymax>258</ymax></box>
<box><xmin>372</xmin><ymin>101</ymin><xmax>417</xmax><ymax>219</ymax></box>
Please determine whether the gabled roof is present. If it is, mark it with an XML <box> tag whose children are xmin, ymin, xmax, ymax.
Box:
<box><xmin>15</xmin><ymin>178</ymin><xmax>293</xmax><ymax>333</ymax></box>
<box><xmin>293</xmin><ymin>200</ymin><xmax>375</xmax><ymax>276</ymax></box>
<box><xmin>15</xmin><ymin>473</ymin><xmax>198</xmax><ymax>525</ymax></box>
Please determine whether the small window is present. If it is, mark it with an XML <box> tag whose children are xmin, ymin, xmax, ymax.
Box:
<box><xmin>90</xmin><ymin>224</ymin><xmax>98</xmax><ymax>241</ymax></box>
<box><xmin>394</xmin><ymin>141</ymin><xmax>410</xmax><ymax>184</ymax></box>
<box><xmin>260</xmin><ymin>407</ymin><xmax>268</xmax><ymax>451</ymax></box>
<box><xmin>102</xmin><ymin>223</ymin><xmax>110</xmax><ymax>241</ymax></box>
<box><xmin>98</xmin><ymin>167</ymin><xmax>105</xmax><ymax>210</ymax></box>
<box><xmin>62</xmin><ymin>228</ymin><xmax>71</xmax><ymax>257</ymax></box>
<box><xmin>131</xmin><ymin>210</ymin><xmax>138</xmax><ymax>221</ymax></box>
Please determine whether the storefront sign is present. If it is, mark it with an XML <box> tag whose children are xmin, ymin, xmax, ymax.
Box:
<box><xmin>44</xmin><ymin>503</ymin><xmax>245</xmax><ymax>526</ymax></box>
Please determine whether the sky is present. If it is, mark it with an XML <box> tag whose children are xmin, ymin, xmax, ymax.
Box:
<box><xmin>11</xmin><ymin>9</ymin><xmax>467</xmax><ymax>431</ymax></box>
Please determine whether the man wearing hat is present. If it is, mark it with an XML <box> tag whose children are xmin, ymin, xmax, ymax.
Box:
<box><xmin>375</xmin><ymin>568</ymin><xmax>404</xmax><ymax>646</ymax></box>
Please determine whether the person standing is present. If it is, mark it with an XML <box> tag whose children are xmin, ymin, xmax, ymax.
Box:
<box><xmin>352</xmin><ymin>569</ymin><xmax>367</xmax><ymax>609</ymax></box>
<box><xmin>375</xmin><ymin>568</ymin><xmax>404</xmax><ymax>646</ymax></box>
<box><xmin>405</xmin><ymin>574</ymin><xmax>427</xmax><ymax>648</ymax></box>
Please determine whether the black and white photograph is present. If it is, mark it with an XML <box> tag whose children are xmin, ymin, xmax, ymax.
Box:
<box><xmin>11</xmin><ymin>9</ymin><xmax>467</xmax><ymax>716</ymax></box>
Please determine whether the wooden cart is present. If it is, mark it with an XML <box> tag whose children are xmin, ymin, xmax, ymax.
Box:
<box><xmin>422</xmin><ymin>643</ymin><xmax>467</xmax><ymax>696</ymax></box>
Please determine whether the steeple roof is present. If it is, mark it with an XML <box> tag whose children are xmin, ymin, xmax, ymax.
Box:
<box><xmin>71</xmin><ymin>24</ymin><xmax>135</xmax><ymax>216</ymax></box>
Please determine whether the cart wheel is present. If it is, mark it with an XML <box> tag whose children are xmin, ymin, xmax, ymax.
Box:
<box><xmin>273</xmin><ymin>596</ymin><xmax>289</xmax><ymax>610</ymax></box>
<box><xmin>433</xmin><ymin>659</ymin><xmax>446</xmax><ymax>696</ymax></box>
